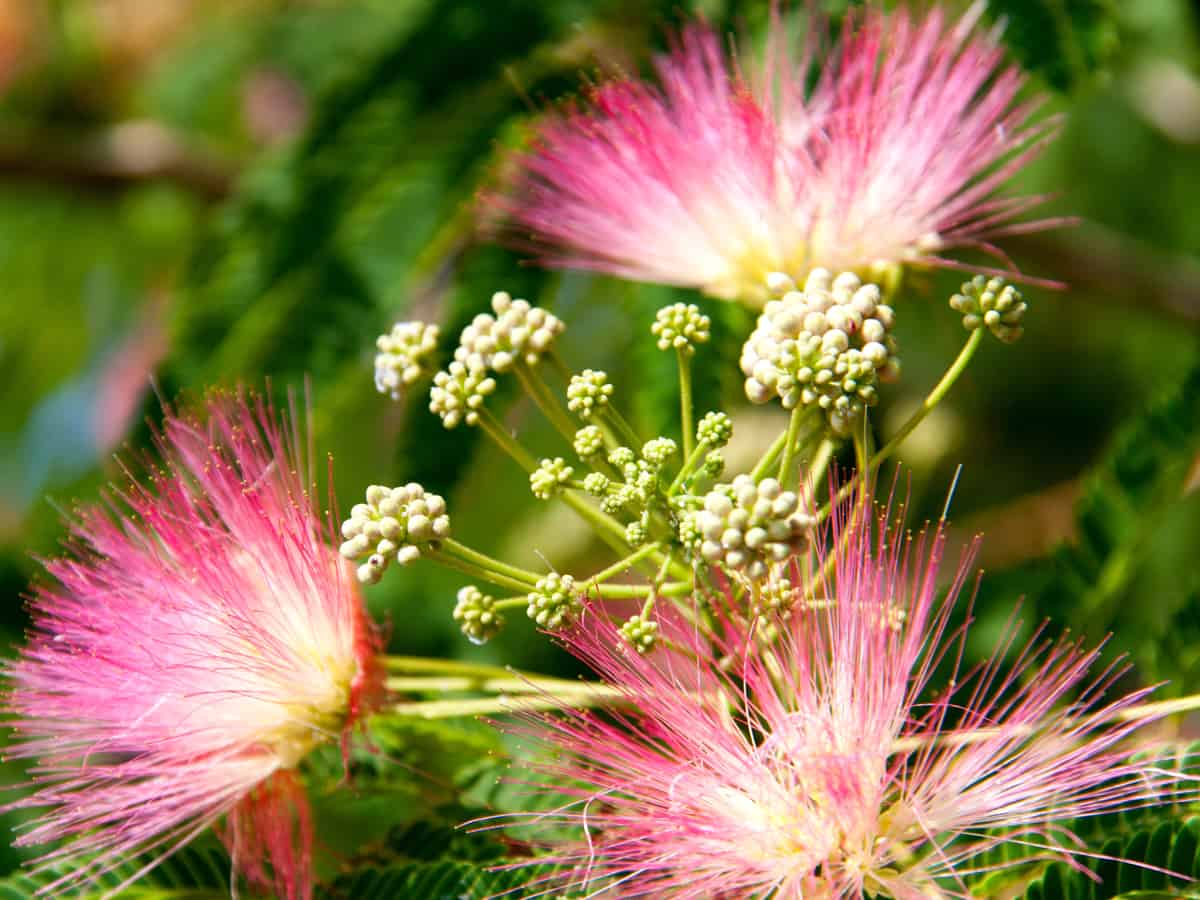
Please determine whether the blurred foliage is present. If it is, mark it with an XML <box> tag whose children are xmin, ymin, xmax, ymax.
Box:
<box><xmin>1</xmin><ymin>0</ymin><xmax>1199</xmax><ymax>894</ymax></box>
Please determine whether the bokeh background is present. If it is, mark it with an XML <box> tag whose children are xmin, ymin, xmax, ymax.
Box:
<box><xmin>0</xmin><ymin>0</ymin><xmax>1198</xmax><ymax>892</ymax></box>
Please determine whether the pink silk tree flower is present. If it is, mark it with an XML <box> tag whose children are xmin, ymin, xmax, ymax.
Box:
<box><xmin>497</xmin><ymin>5</ymin><xmax>1058</xmax><ymax>304</ymax></box>
<box><xmin>498</xmin><ymin>507</ymin><xmax>1193</xmax><ymax>898</ymax></box>
<box><xmin>4</xmin><ymin>393</ymin><xmax>384</xmax><ymax>899</ymax></box>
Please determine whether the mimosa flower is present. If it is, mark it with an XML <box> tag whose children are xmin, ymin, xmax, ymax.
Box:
<box><xmin>497</xmin><ymin>5</ymin><xmax>1057</xmax><ymax>304</ymax></box>
<box><xmin>500</xmin><ymin>505</ymin><xmax>1191</xmax><ymax>898</ymax></box>
<box><xmin>4</xmin><ymin>393</ymin><xmax>384</xmax><ymax>899</ymax></box>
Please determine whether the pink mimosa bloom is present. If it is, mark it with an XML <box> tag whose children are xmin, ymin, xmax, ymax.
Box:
<box><xmin>497</xmin><ymin>5</ymin><xmax>1058</xmax><ymax>303</ymax></box>
<box><xmin>5</xmin><ymin>393</ymin><xmax>384</xmax><ymax>899</ymax></box>
<box><xmin>500</xmin><ymin>505</ymin><xmax>1191</xmax><ymax>898</ymax></box>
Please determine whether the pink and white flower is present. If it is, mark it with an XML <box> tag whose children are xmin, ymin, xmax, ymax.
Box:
<box><xmin>500</xmin><ymin>504</ymin><xmax>1191</xmax><ymax>898</ymax></box>
<box><xmin>5</xmin><ymin>393</ymin><xmax>384</xmax><ymax>899</ymax></box>
<box><xmin>497</xmin><ymin>5</ymin><xmax>1058</xmax><ymax>303</ymax></box>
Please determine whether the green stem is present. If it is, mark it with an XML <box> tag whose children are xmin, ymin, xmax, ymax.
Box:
<box><xmin>559</xmin><ymin>490</ymin><xmax>630</xmax><ymax>546</ymax></box>
<box><xmin>892</xmin><ymin>691</ymin><xmax>1200</xmax><ymax>753</ymax></box>
<box><xmin>677</xmin><ymin>348</ymin><xmax>695</xmax><ymax>460</ymax></box>
<box><xmin>874</xmin><ymin>327</ymin><xmax>983</xmax><ymax>469</ymax></box>
<box><xmin>384</xmin><ymin>655</ymin><xmax>518</xmax><ymax>678</ymax></box>
<box><xmin>548</xmin><ymin>351</ymin><xmax>574</xmax><ymax>385</ymax></box>
<box><xmin>493</xmin><ymin>596</ymin><xmax>529</xmax><ymax>611</ymax></box>
<box><xmin>803</xmin><ymin>438</ymin><xmax>836</xmax><ymax>503</ymax></box>
<box><xmin>386</xmin><ymin>687</ymin><xmax>627</xmax><ymax>720</ymax></box>
<box><xmin>386</xmin><ymin>674</ymin><xmax>607</xmax><ymax>695</ymax></box>
<box><xmin>751</xmin><ymin>429</ymin><xmax>790</xmax><ymax>481</ymax></box>
<box><xmin>778</xmin><ymin>404</ymin><xmax>807</xmax><ymax>488</ymax></box>
<box><xmin>669</xmin><ymin>438</ymin><xmax>709</xmax><ymax>496</ymax></box>
<box><xmin>818</xmin><ymin>328</ymin><xmax>985</xmax><ymax>520</ymax></box>
<box><xmin>585</xmin><ymin>544</ymin><xmax>662</xmax><ymax>586</ymax></box>
<box><xmin>440</xmin><ymin>537</ymin><xmax>542</xmax><ymax>586</ymax></box>
<box><xmin>593</xmin><ymin>580</ymin><xmax>692</xmax><ymax>599</ymax></box>
<box><xmin>514</xmin><ymin>361</ymin><xmax>578</xmax><ymax>446</ymax></box>
<box><xmin>602</xmin><ymin>405</ymin><xmax>644</xmax><ymax>451</ymax></box>
<box><xmin>425</xmin><ymin>548</ymin><xmax>534</xmax><ymax>594</ymax></box>
<box><xmin>476</xmin><ymin>408</ymin><xmax>538</xmax><ymax>472</ymax></box>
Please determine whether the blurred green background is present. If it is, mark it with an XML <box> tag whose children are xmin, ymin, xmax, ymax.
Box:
<box><xmin>0</xmin><ymin>0</ymin><xmax>1199</xmax><ymax>891</ymax></box>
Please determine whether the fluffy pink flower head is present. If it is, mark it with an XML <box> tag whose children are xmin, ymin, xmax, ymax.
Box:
<box><xmin>500</xmin><ymin>502</ymin><xmax>1191</xmax><ymax>898</ymax></box>
<box><xmin>4</xmin><ymin>393</ymin><xmax>384</xmax><ymax>898</ymax></box>
<box><xmin>498</xmin><ymin>5</ymin><xmax>1057</xmax><ymax>304</ymax></box>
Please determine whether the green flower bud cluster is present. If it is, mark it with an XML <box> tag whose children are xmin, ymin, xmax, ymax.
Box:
<box><xmin>573</xmin><ymin>425</ymin><xmax>605</xmax><ymax>458</ymax></box>
<box><xmin>624</xmin><ymin>521</ymin><xmax>648</xmax><ymax>547</ymax></box>
<box><xmin>374</xmin><ymin>321</ymin><xmax>440</xmax><ymax>400</ymax></box>
<box><xmin>456</xmin><ymin>291</ymin><xmax>564</xmax><ymax>373</ymax></box>
<box><xmin>429</xmin><ymin>360</ymin><xmax>497</xmax><ymax>428</ymax></box>
<box><xmin>530</xmin><ymin>457</ymin><xmax>574</xmax><ymax>500</ymax></box>
<box><xmin>702</xmin><ymin>450</ymin><xmax>725</xmax><ymax>478</ymax></box>
<box><xmin>696</xmin><ymin>411</ymin><xmax>733</xmax><ymax>448</ymax></box>
<box><xmin>340</xmin><ymin>483</ymin><xmax>451</xmax><ymax>584</ymax></box>
<box><xmin>620</xmin><ymin>614</ymin><xmax>659</xmax><ymax>653</ymax></box>
<box><xmin>950</xmin><ymin>276</ymin><xmax>1026</xmax><ymax>343</ymax></box>
<box><xmin>566</xmin><ymin>370</ymin><xmax>614</xmax><ymax>419</ymax></box>
<box><xmin>608</xmin><ymin>445</ymin><xmax>664</xmax><ymax>512</ymax></box>
<box><xmin>741</xmin><ymin>269</ymin><xmax>899</xmax><ymax>436</ymax></box>
<box><xmin>526</xmin><ymin>573</ymin><xmax>579</xmax><ymax>630</ymax></box>
<box><xmin>753</xmin><ymin>575</ymin><xmax>797</xmax><ymax>620</ymax></box>
<box><xmin>453</xmin><ymin>585</ymin><xmax>504</xmax><ymax>645</ymax></box>
<box><xmin>651</xmin><ymin>302</ymin><xmax>711</xmax><ymax>356</ymax></box>
<box><xmin>641</xmin><ymin>437</ymin><xmax>677</xmax><ymax>469</ymax></box>
<box><xmin>687</xmin><ymin>475</ymin><xmax>813</xmax><ymax>579</ymax></box>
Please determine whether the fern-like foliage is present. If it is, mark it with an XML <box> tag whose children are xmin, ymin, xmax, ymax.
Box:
<box><xmin>1031</xmin><ymin>355</ymin><xmax>1200</xmax><ymax>688</ymax></box>
<box><xmin>0</xmin><ymin>842</ymin><xmax>231</xmax><ymax>900</ymax></box>
<box><xmin>985</xmin><ymin>0</ymin><xmax>1120</xmax><ymax>91</ymax></box>
<box><xmin>318</xmin><ymin>860</ymin><xmax>562</xmax><ymax>900</ymax></box>
<box><xmin>965</xmin><ymin>743</ymin><xmax>1200</xmax><ymax>900</ymax></box>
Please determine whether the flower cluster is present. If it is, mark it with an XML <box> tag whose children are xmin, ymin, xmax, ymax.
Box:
<box><xmin>951</xmin><ymin>275</ymin><xmax>1028</xmax><ymax>343</ymax></box>
<box><xmin>527</xmin><ymin>572</ymin><xmax>579</xmax><ymax>630</ymax></box>
<box><xmin>4</xmin><ymin>395</ymin><xmax>383</xmax><ymax>899</ymax></box>
<box><xmin>456</xmin><ymin>290</ymin><xmax>564</xmax><ymax>373</ymax></box>
<box><xmin>651</xmin><ymin>302</ymin><xmax>711</xmax><ymax>355</ymax></box>
<box><xmin>686</xmin><ymin>475</ymin><xmax>813</xmax><ymax>578</ymax></box>
<box><xmin>496</xmin><ymin>5</ymin><xmax>1056</xmax><ymax>302</ymax></box>
<box><xmin>530</xmin><ymin>457</ymin><xmax>574</xmax><ymax>500</ymax></box>
<box><xmin>374</xmin><ymin>321</ymin><xmax>440</xmax><ymax>400</ymax></box>
<box><xmin>741</xmin><ymin>269</ymin><xmax>898</xmax><ymax>435</ymax></box>
<box><xmin>501</xmin><ymin>506</ymin><xmax>1194</xmax><ymax>898</ymax></box>
<box><xmin>453</xmin><ymin>585</ymin><xmax>504</xmax><ymax>645</ymax></box>
<box><xmin>566</xmin><ymin>369</ymin><xmax>613</xmax><ymax>418</ymax></box>
<box><xmin>429</xmin><ymin>360</ymin><xmax>497</xmax><ymax>428</ymax></box>
<box><xmin>339</xmin><ymin>483</ymin><xmax>451</xmax><ymax>584</ymax></box>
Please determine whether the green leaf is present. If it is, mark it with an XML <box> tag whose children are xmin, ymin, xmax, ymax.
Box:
<box><xmin>986</xmin><ymin>0</ymin><xmax>1120</xmax><ymax>91</ymax></box>
<box><xmin>0</xmin><ymin>842</ymin><xmax>231</xmax><ymax>900</ymax></box>
<box><xmin>1031</xmin><ymin>355</ymin><xmax>1200</xmax><ymax>687</ymax></box>
<box><xmin>318</xmin><ymin>860</ymin><xmax>561</xmax><ymax>900</ymax></box>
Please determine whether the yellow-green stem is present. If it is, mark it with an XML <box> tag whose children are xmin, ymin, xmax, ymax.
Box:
<box><xmin>892</xmin><ymin>691</ymin><xmax>1200</xmax><ymax>753</ymax></box>
<box><xmin>778</xmin><ymin>404</ymin><xmax>807</xmax><ymax>489</ymax></box>
<box><xmin>586</xmin><ymin>543</ymin><xmax>662</xmax><ymax>586</ymax></box>
<box><xmin>425</xmin><ymin>548</ymin><xmax>534</xmax><ymax>594</ymax></box>
<box><xmin>515</xmin><ymin>361</ymin><xmax>579</xmax><ymax>446</ymax></box>
<box><xmin>387</xmin><ymin>687</ymin><xmax>627</xmax><ymax>719</ymax></box>
<box><xmin>677</xmin><ymin>347</ymin><xmax>695</xmax><ymax>460</ymax></box>
<box><xmin>803</xmin><ymin>438</ymin><xmax>837</xmax><ymax>505</ymax></box>
<box><xmin>873</xmin><ymin>327</ymin><xmax>983</xmax><ymax>469</ymax></box>
<box><xmin>477</xmin><ymin>408</ymin><xmax>537</xmax><ymax>472</ymax></box>
<box><xmin>559</xmin><ymin>490</ymin><xmax>631</xmax><ymax>546</ymax></box>
<box><xmin>441</xmin><ymin>537</ymin><xmax>541</xmax><ymax>586</ymax></box>
<box><xmin>603</xmin><ymin>405</ymin><xmax>644</xmax><ymax>452</ymax></box>
<box><xmin>669</xmin><ymin>438</ymin><xmax>710</xmax><ymax>496</ymax></box>
<box><xmin>818</xmin><ymin>328</ymin><xmax>984</xmax><ymax>520</ymax></box>
<box><xmin>386</xmin><ymin>674</ymin><xmax>607</xmax><ymax>696</ymax></box>
<box><xmin>751</xmin><ymin>429</ymin><xmax>790</xmax><ymax>481</ymax></box>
